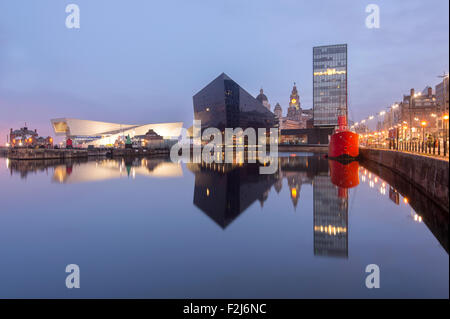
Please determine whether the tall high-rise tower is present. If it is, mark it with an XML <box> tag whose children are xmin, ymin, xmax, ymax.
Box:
<box><xmin>313</xmin><ymin>44</ymin><xmax>348</xmax><ymax>127</ymax></box>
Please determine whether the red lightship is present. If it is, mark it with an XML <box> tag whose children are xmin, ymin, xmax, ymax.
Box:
<box><xmin>328</xmin><ymin>108</ymin><xmax>359</xmax><ymax>160</ymax></box>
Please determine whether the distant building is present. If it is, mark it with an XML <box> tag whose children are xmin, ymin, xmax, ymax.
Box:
<box><xmin>436</xmin><ymin>76</ymin><xmax>449</xmax><ymax>115</ymax></box>
<box><xmin>400</xmin><ymin>87</ymin><xmax>439</xmax><ymax>133</ymax></box>
<box><xmin>435</xmin><ymin>76</ymin><xmax>449</xmax><ymax>133</ymax></box>
<box><xmin>131</xmin><ymin>129</ymin><xmax>165</xmax><ymax>148</ymax></box>
<box><xmin>286</xmin><ymin>83</ymin><xmax>302</xmax><ymax>122</ymax></box>
<box><xmin>278</xmin><ymin>83</ymin><xmax>311</xmax><ymax>130</ymax></box>
<box><xmin>193</xmin><ymin>73</ymin><xmax>277</xmax><ymax>133</ymax></box>
<box><xmin>273</xmin><ymin>103</ymin><xmax>283</xmax><ymax>121</ymax></box>
<box><xmin>256</xmin><ymin>88</ymin><xmax>271</xmax><ymax>111</ymax></box>
<box><xmin>313</xmin><ymin>44</ymin><xmax>348</xmax><ymax>127</ymax></box>
<box><xmin>382</xmin><ymin>103</ymin><xmax>401</xmax><ymax>130</ymax></box>
<box><xmin>9</xmin><ymin>125</ymin><xmax>53</xmax><ymax>148</ymax></box>
<box><xmin>354</xmin><ymin>123</ymin><xmax>369</xmax><ymax>134</ymax></box>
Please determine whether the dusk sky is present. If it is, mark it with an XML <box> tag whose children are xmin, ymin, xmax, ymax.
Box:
<box><xmin>0</xmin><ymin>0</ymin><xmax>448</xmax><ymax>143</ymax></box>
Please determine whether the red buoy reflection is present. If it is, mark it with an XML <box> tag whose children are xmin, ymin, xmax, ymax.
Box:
<box><xmin>329</xmin><ymin>160</ymin><xmax>359</xmax><ymax>198</ymax></box>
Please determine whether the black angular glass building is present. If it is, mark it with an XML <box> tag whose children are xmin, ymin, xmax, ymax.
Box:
<box><xmin>193</xmin><ymin>73</ymin><xmax>277</xmax><ymax>131</ymax></box>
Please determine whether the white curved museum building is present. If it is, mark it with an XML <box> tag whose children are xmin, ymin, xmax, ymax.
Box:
<box><xmin>51</xmin><ymin>118</ymin><xmax>183</xmax><ymax>147</ymax></box>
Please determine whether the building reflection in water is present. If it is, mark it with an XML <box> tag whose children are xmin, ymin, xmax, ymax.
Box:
<box><xmin>189</xmin><ymin>154</ymin><xmax>359</xmax><ymax>259</ymax></box>
<box><xmin>313</xmin><ymin>160</ymin><xmax>359</xmax><ymax>258</ymax></box>
<box><xmin>6</xmin><ymin>157</ymin><xmax>182</xmax><ymax>183</ymax></box>
<box><xmin>6</xmin><ymin>152</ymin><xmax>446</xmax><ymax>255</ymax></box>
<box><xmin>187</xmin><ymin>162</ymin><xmax>279</xmax><ymax>229</ymax></box>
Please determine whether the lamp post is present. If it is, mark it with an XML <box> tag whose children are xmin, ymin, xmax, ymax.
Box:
<box><xmin>444</xmin><ymin>114</ymin><xmax>449</xmax><ymax>156</ymax></box>
<box><xmin>421</xmin><ymin>121</ymin><xmax>427</xmax><ymax>153</ymax></box>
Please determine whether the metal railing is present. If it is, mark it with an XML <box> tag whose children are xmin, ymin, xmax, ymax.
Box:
<box><xmin>363</xmin><ymin>140</ymin><xmax>449</xmax><ymax>158</ymax></box>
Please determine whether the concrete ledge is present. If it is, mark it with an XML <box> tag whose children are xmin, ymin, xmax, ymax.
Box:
<box><xmin>7</xmin><ymin>148</ymin><xmax>88</xmax><ymax>160</ymax></box>
<box><xmin>360</xmin><ymin>147</ymin><xmax>449</xmax><ymax>212</ymax></box>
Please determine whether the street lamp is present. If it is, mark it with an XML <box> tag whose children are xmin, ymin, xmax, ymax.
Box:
<box><xmin>444</xmin><ymin>114</ymin><xmax>449</xmax><ymax>156</ymax></box>
<box><xmin>421</xmin><ymin>121</ymin><xmax>427</xmax><ymax>152</ymax></box>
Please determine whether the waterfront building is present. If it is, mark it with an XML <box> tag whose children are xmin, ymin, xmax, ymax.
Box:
<box><xmin>9</xmin><ymin>125</ymin><xmax>53</xmax><ymax>148</ymax></box>
<box><xmin>256</xmin><ymin>88</ymin><xmax>271</xmax><ymax>111</ymax></box>
<box><xmin>435</xmin><ymin>76</ymin><xmax>449</xmax><ymax>137</ymax></box>
<box><xmin>313</xmin><ymin>44</ymin><xmax>348</xmax><ymax>127</ymax></box>
<box><xmin>50</xmin><ymin>118</ymin><xmax>183</xmax><ymax>147</ymax></box>
<box><xmin>382</xmin><ymin>102</ymin><xmax>402</xmax><ymax>131</ymax></box>
<box><xmin>286</xmin><ymin>83</ymin><xmax>302</xmax><ymax>122</ymax></box>
<box><xmin>273</xmin><ymin>103</ymin><xmax>283</xmax><ymax>122</ymax></box>
<box><xmin>399</xmin><ymin>87</ymin><xmax>439</xmax><ymax>138</ymax></box>
<box><xmin>436</xmin><ymin>76</ymin><xmax>449</xmax><ymax>114</ymax></box>
<box><xmin>131</xmin><ymin>129</ymin><xmax>165</xmax><ymax>148</ymax></box>
<box><xmin>193</xmin><ymin>73</ymin><xmax>277</xmax><ymax>133</ymax></box>
<box><xmin>278</xmin><ymin>84</ymin><xmax>313</xmax><ymax>131</ymax></box>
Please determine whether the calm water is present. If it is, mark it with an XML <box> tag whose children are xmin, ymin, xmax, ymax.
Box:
<box><xmin>0</xmin><ymin>153</ymin><xmax>448</xmax><ymax>298</ymax></box>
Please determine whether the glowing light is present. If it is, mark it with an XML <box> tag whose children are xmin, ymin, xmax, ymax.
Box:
<box><xmin>314</xmin><ymin>225</ymin><xmax>347</xmax><ymax>235</ymax></box>
<box><xmin>379</xmin><ymin>111</ymin><xmax>386</xmax><ymax>116</ymax></box>
<box><xmin>291</xmin><ymin>98</ymin><xmax>297</xmax><ymax>104</ymax></box>
<box><xmin>421</xmin><ymin>121</ymin><xmax>427</xmax><ymax>127</ymax></box>
<box><xmin>369</xmin><ymin>116</ymin><xmax>374</xmax><ymax>120</ymax></box>
<box><xmin>392</xmin><ymin>104</ymin><xmax>399</xmax><ymax>109</ymax></box>
<box><xmin>313</xmin><ymin>68</ymin><xmax>346</xmax><ymax>76</ymax></box>
<box><xmin>443</xmin><ymin>115</ymin><xmax>449</xmax><ymax>120</ymax></box>
<box><xmin>291</xmin><ymin>188</ymin><xmax>297</xmax><ymax>197</ymax></box>
<box><xmin>206</xmin><ymin>188</ymin><xmax>210</xmax><ymax>196</ymax></box>
<box><xmin>403</xmin><ymin>197</ymin><xmax>408</xmax><ymax>204</ymax></box>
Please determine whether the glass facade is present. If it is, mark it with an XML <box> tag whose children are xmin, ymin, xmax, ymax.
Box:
<box><xmin>193</xmin><ymin>73</ymin><xmax>277</xmax><ymax>132</ymax></box>
<box><xmin>313</xmin><ymin>44</ymin><xmax>347</xmax><ymax>127</ymax></box>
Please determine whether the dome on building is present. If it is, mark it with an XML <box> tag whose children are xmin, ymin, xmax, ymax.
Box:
<box><xmin>274</xmin><ymin>102</ymin><xmax>282</xmax><ymax>110</ymax></box>
<box><xmin>256</xmin><ymin>88</ymin><xmax>268</xmax><ymax>104</ymax></box>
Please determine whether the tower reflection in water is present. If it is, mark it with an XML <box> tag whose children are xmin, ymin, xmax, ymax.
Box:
<box><xmin>188</xmin><ymin>154</ymin><xmax>359</xmax><ymax>259</ymax></box>
<box><xmin>313</xmin><ymin>160</ymin><xmax>359</xmax><ymax>258</ymax></box>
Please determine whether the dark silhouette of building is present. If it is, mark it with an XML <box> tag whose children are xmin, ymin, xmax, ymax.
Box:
<box><xmin>193</xmin><ymin>73</ymin><xmax>277</xmax><ymax>132</ymax></box>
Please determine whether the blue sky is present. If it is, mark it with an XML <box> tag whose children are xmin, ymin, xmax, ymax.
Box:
<box><xmin>0</xmin><ymin>0</ymin><xmax>448</xmax><ymax>143</ymax></box>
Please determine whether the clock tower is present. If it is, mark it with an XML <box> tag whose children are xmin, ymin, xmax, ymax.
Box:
<box><xmin>287</xmin><ymin>83</ymin><xmax>302</xmax><ymax>121</ymax></box>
